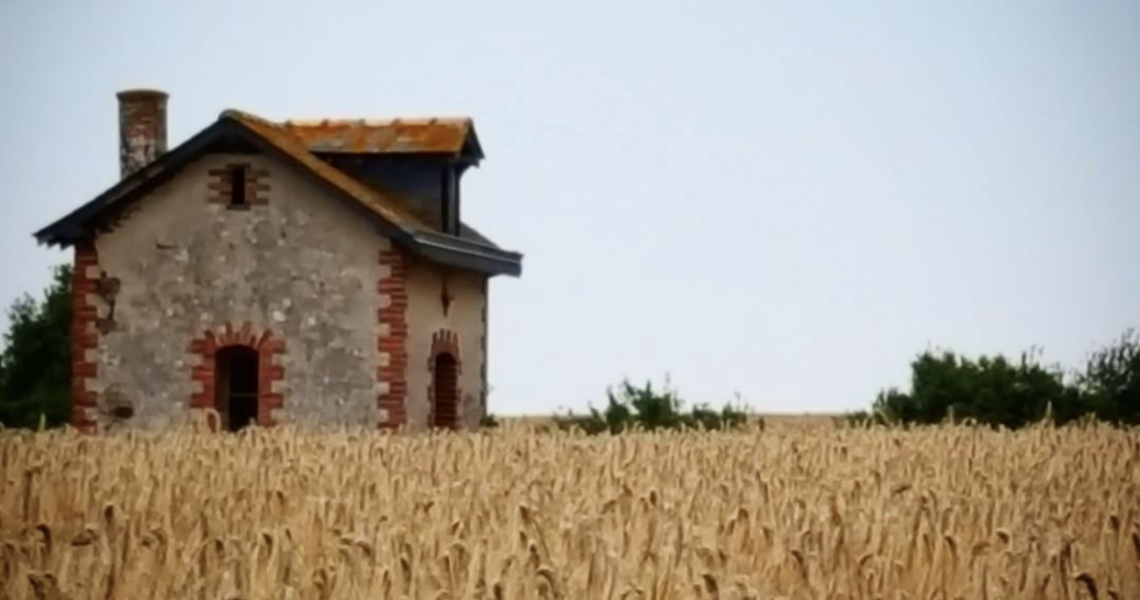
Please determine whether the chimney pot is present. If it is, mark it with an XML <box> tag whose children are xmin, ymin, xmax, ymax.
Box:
<box><xmin>117</xmin><ymin>89</ymin><xmax>168</xmax><ymax>178</ymax></box>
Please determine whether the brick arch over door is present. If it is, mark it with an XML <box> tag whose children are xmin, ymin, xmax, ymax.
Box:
<box><xmin>428</xmin><ymin>330</ymin><xmax>462</xmax><ymax>429</ymax></box>
<box><xmin>189</xmin><ymin>322</ymin><xmax>285</xmax><ymax>428</ymax></box>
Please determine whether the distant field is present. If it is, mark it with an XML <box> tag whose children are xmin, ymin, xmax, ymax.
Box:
<box><xmin>2</xmin><ymin>423</ymin><xmax>1136</xmax><ymax>599</ymax></box>
<box><xmin>500</xmin><ymin>412</ymin><xmax>840</xmax><ymax>429</ymax></box>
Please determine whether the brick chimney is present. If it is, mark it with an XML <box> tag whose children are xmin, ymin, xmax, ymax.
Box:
<box><xmin>117</xmin><ymin>89</ymin><xmax>168</xmax><ymax>178</ymax></box>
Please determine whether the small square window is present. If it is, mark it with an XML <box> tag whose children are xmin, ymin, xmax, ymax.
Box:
<box><xmin>208</xmin><ymin>164</ymin><xmax>267</xmax><ymax>208</ymax></box>
<box><xmin>229</xmin><ymin>165</ymin><xmax>248</xmax><ymax>207</ymax></box>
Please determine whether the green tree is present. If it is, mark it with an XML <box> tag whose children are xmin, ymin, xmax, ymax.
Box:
<box><xmin>1076</xmin><ymin>329</ymin><xmax>1140</xmax><ymax>425</ymax></box>
<box><xmin>869</xmin><ymin>348</ymin><xmax>1077</xmax><ymax>428</ymax></box>
<box><xmin>0</xmin><ymin>264</ymin><xmax>72</xmax><ymax>429</ymax></box>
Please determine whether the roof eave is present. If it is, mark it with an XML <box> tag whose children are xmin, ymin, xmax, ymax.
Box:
<box><xmin>464</xmin><ymin>123</ymin><xmax>486</xmax><ymax>163</ymax></box>
<box><xmin>411</xmin><ymin>231</ymin><xmax>522</xmax><ymax>277</ymax></box>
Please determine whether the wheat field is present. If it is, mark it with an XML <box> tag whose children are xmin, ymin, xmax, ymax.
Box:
<box><xmin>1</xmin><ymin>422</ymin><xmax>1137</xmax><ymax>599</ymax></box>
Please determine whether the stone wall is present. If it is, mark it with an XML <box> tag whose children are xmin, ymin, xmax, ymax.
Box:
<box><xmin>87</xmin><ymin>153</ymin><xmax>385</xmax><ymax>431</ymax></box>
<box><xmin>402</xmin><ymin>256</ymin><xmax>488</xmax><ymax>429</ymax></box>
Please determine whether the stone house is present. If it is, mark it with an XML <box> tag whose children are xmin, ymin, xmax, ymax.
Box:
<box><xmin>35</xmin><ymin>90</ymin><xmax>522</xmax><ymax>433</ymax></box>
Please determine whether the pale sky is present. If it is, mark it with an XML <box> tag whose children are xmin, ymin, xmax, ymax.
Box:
<box><xmin>1</xmin><ymin>1</ymin><xmax>1137</xmax><ymax>416</ymax></box>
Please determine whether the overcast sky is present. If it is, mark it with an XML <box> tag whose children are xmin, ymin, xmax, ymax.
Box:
<box><xmin>1</xmin><ymin>1</ymin><xmax>1137</xmax><ymax>415</ymax></box>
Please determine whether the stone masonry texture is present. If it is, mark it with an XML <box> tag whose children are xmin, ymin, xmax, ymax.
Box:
<box><xmin>78</xmin><ymin>151</ymin><xmax>488</xmax><ymax>432</ymax></box>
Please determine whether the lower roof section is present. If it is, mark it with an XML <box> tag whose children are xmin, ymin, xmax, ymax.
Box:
<box><xmin>412</xmin><ymin>231</ymin><xmax>523</xmax><ymax>277</ymax></box>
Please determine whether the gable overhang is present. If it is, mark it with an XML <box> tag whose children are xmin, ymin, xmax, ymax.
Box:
<box><xmin>462</xmin><ymin>125</ymin><xmax>485</xmax><ymax>164</ymax></box>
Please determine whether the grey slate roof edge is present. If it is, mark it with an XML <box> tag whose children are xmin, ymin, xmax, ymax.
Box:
<box><xmin>412</xmin><ymin>231</ymin><xmax>523</xmax><ymax>277</ymax></box>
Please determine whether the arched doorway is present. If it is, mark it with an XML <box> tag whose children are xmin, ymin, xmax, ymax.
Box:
<box><xmin>432</xmin><ymin>353</ymin><xmax>459</xmax><ymax>429</ymax></box>
<box><xmin>215</xmin><ymin>346</ymin><xmax>259</xmax><ymax>431</ymax></box>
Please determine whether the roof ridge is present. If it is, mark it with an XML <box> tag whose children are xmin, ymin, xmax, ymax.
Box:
<box><xmin>220</xmin><ymin>111</ymin><xmax>474</xmax><ymax>128</ymax></box>
<box><xmin>281</xmin><ymin>116</ymin><xmax>472</xmax><ymax>126</ymax></box>
<box><xmin>219</xmin><ymin>109</ymin><xmax>280</xmax><ymax>127</ymax></box>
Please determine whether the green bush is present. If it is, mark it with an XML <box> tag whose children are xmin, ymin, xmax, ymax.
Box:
<box><xmin>0</xmin><ymin>265</ymin><xmax>72</xmax><ymax>429</ymax></box>
<box><xmin>873</xmin><ymin>349</ymin><xmax>1073</xmax><ymax>428</ymax></box>
<box><xmin>865</xmin><ymin>330</ymin><xmax>1138</xmax><ymax>429</ymax></box>
<box><xmin>554</xmin><ymin>379</ymin><xmax>751</xmax><ymax>434</ymax></box>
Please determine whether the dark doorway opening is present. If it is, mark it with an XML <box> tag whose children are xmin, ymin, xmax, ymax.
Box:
<box><xmin>432</xmin><ymin>353</ymin><xmax>459</xmax><ymax>429</ymax></box>
<box><xmin>216</xmin><ymin>346</ymin><xmax>259</xmax><ymax>431</ymax></box>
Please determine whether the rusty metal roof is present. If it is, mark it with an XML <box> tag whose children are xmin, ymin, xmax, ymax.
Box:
<box><xmin>280</xmin><ymin>117</ymin><xmax>477</xmax><ymax>156</ymax></box>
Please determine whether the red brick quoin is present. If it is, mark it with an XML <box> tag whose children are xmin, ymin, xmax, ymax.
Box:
<box><xmin>189</xmin><ymin>322</ymin><xmax>285</xmax><ymax>427</ymax></box>
<box><xmin>428</xmin><ymin>329</ymin><xmax>462</xmax><ymax>429</ymax></box>
<box><xmin>70</xmin><ymin>241</ymin><xmax>100</xmax><ymax>432</ymax></box>
<box><xmin>377</xmin><ymin>247</ymin><xmax>408</xmax><ymax>428</ymax></box>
